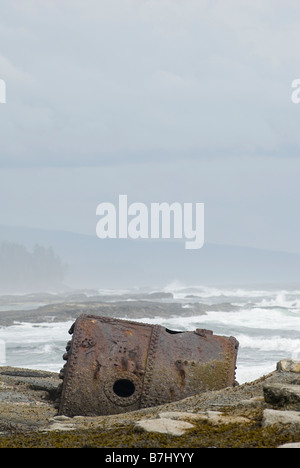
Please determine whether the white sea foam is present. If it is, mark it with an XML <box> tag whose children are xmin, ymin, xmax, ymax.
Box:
<box><xmin>0</xmin><ymin>321</ymin><xmax>73</xmax><ymax>371</ymax></box>
<box><xmin>136</xmin><ymin>307</ymin><xmax>300</xmax><ymax>333</ymax></box>
<box><xmin>255</xmin><ymin>293</ymin><xmax>300</xmax><ymax>309</ymax></box>
<box><xmin>235</xmin><ymin>334</ymin><xmax>300</xmax><ymax>357</ymax></box>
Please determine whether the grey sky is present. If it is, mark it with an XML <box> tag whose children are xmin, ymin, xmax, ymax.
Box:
<box><xmin>0</xmin><ymin>0</ymin><xmax>300</xmax><ymax>253</ymax></box>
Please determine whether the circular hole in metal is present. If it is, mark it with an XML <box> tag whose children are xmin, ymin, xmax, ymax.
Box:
<box><xmin>113</xmin><ymin>379</ymin><xmax>135</xmax><ymax>398</ymax></box>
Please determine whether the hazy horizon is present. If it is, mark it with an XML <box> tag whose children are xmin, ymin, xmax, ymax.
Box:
<box><xmin>0</xmin><ymin>224</ymin><xmax>299</xmax><ymax>292</ymax></box>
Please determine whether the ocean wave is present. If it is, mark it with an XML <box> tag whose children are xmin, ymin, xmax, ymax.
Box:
<box><xmin>236</xmin><ymin>334</ymin><xmax>300</xmax><ymax>357</ymax></box>
<box><xmin>0</xmin><ymin>321</ymin><xmax>73</xmax><ymax>344</ymax></box>
<box><xmin>162</xmin><ymin>282</ymin><xmax>300</xmax><ymax>303</ymax></box>
<box><xmin>255</xmin><ymin>293</ymin><xmax>300</xmax><ymax>310</ymax></box>
<box><xmin>134</xmin><ymin>307</ymin><xmax>300</xmax><ymax>333</ymax></box>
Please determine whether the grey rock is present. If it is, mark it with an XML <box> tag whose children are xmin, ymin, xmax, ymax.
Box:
<box><xmin>263</xmin><ymin>383</ymin><xmax>300</xmax><ymax>410</ymax></box>
<box><xmin>262</xmin><ymin>409</ymin><xmax>300</xmax><ymax>428</ymax></box>
<box><xmin>135</xmin><ymin>418</ymin><xmax>194</xmax><ymax>436</ymax></box>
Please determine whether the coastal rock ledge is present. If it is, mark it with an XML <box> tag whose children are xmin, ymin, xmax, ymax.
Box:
<box><xmin>1</xmin><ymin>360</ymin><xmax>300</xmax><ymax>448</ymax></box>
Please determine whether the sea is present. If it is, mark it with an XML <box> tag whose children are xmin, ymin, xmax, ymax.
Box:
<box><xmin>0</xmin><ymin>283</ymin><xmax>299</xmax><ymax>384</ymax></box>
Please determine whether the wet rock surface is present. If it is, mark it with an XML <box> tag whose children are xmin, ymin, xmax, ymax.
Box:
<box><xmin>0</xmin><ymin>361</ymin><xmax>300</xmax><ymax>447</ymax></box>
<box><xmin>0</xmin><ymin>367</ymin><xmax>60</xmax><ymax>433</ymax></box>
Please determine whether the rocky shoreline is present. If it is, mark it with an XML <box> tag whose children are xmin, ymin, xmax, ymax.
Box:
<box><xmin>0</xmin><ymin>290</ymin><xmax>238</xmax><ymax>326</ymax></box>
<box><xmin>0</xmin><ymin>359</ymin><xmax>300</xmax><ymax>448</ymax></box>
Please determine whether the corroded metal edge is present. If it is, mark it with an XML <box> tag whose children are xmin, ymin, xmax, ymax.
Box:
<box><xmin>58</xmin><ymin>317</ymin><xmax>83</xmax><ymax>416</ymax></box>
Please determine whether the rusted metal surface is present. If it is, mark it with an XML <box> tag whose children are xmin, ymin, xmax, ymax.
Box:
<box><xmin>58</xmin><ymin>314</ymin><xmax>239</xmax><ymax>417</ymax></box>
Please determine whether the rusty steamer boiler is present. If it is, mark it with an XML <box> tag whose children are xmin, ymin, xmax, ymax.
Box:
<box><xmin>58</xmin><ymin>314</ymin><xmax>239</xmax><ymax>417</ymax></box>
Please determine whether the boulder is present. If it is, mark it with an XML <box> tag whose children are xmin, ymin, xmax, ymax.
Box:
<box><xmin>263</xmin><ymin>383</ymin><xmax>300</xmax><ymax>410</ymax></box>
<box><xmin>277</xmin><ymin>360</ymin><xmax>300</xmax><ymax>373</ymax></box>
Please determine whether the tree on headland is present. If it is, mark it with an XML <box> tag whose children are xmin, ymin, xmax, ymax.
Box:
<box><xmin>0</xmin><ymin>242</ymin><xmax>66</xmax><ymax>293</ymax></box>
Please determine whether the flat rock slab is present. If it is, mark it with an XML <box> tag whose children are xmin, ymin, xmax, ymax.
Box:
<box><xmin>134</xmin><ymin>410</ymin><xmax>251</xmax><ymax>438</ymax></box>
<box><xmin>262</xmin><ymin>409</ymin><xmax>300</xmax><ymax>429</ymax></box>
<box><xmin>135</xmin><ymin>418</ymin><xmax>195</xmax><ymax>436</ymax></box>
